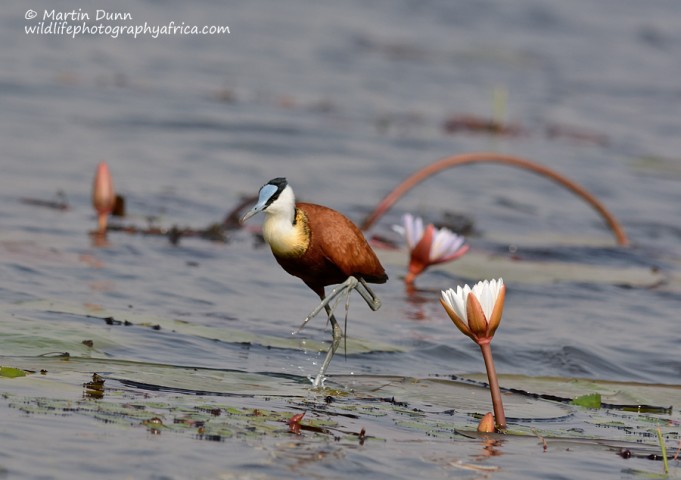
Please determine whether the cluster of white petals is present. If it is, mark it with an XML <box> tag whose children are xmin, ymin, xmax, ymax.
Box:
<box><xmin>393</xmin><ymin>213</ymin><xmax>467</xmax><ymax>262</ymax></box>
<box><xmin>392</xmin><ymin>213</ymin><xmax>424</xmax><ymax>250</ymax></box>
<box><xmin>429</xmin><ymin>226</ymin><xmax>466</xmax><ymax>262</ymax></box>
<box><xmin>441</xmin><ymin>278</ymin><xmax>504</xmax><ymax>323</ymax></box>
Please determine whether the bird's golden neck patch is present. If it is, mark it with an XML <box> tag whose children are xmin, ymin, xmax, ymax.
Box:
<box><xmin>262</xmin><ymin>207</ymin><xmax>310</xmax><ymax>257</ymax></box>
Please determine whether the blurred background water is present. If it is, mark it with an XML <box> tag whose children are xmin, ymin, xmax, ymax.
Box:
<box><xmin>1</xmin><ymin>0</ymin><xmax>680</xmax><ymax>478</ymax></box>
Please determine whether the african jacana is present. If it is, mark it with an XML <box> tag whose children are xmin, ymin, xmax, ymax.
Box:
<box><xmin>241</xmin><ymin>178</ymin><xmax>388</xmax><ymax>387</ymax></box>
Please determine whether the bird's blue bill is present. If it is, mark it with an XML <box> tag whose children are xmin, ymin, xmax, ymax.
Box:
<box><xmin>241</xmin><ymin>184</ymin><xmax>279</xmax><ymax>223</ymax></box>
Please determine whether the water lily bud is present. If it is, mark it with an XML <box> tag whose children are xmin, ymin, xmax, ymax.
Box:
<box><xmin>477</xmin><ymin>412</ymin><xmax>495</xmax><ymax>433</ymax></box>
<box><xmin>92</xmin><ymin>162</ymin><xmax>115</xmax><ymax>215</ymax></box>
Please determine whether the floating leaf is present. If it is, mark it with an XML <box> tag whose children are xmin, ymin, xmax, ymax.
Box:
<box><xmin>0</xmin><ymin>367</ymin><xmax>27</xmax><ymax>378</ymax></box>
<box><xmin>571</xmin><ymin>393</ymin><xmax>602</xmax><ymax>408</ymax></box>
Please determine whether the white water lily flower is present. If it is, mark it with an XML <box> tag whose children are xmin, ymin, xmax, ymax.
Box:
<box><xmin>392</xmin><ymin>213</ymin><xmax>424</xmax><ymax>250</ymax></box>
<box><xmin>440</xmin><ymin>278</ymin><xmax>505</xmax><ymax>344</ymax></box>
<box><xmin>429</xmin><ymin>225</ymin><xmax>466</xmax><ymax>263</ymax></box>
<box><xmin>393</xmin><ymin>213</ymin><xmax>469</xmax><ymax>285</ymax></box>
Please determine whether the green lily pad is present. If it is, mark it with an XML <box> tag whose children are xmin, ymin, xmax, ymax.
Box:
<box><xmin>0</xmin><ymin>366</ymin><xmax>27</xmax><ymax>378</ymax></box>
<box><xmin>571</xmin><ymin>393</ymin><xmax>602</xmax><ymax>408</ymax></box>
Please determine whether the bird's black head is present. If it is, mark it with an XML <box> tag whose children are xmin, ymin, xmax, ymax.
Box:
<box><xmin>264</xmin><ymin>177</ymin><xmax>287</xmax><ymax>202</ymax></box>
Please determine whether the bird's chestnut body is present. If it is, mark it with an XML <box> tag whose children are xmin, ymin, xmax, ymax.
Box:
<box><xmin>264</xmin><ymin>202</ymin><xmax>387</xmax><ymax>298</ymax></box>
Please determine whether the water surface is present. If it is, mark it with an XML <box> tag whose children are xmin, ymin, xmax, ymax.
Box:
<box><xmin>1</xmin><ymin>0</ymin><xmax>680</xmax><ymax>478</ymax></box>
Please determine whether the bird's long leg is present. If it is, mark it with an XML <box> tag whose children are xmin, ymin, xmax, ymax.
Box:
<box><xmin>312</xmin><ymin>307</ymin><xmax>343</xmax><ymax>388</ymax></box>
<box><xmin>355</xmin><ymin>278</ymin><xmax>382</xmax><ymax>311</ymax></box>
<box><xmin>294</xmin><ymin>276</ymin><xmax>360</xmax><ymax>334</ymax></box>
<box><xmin>294</xmin><ymin>276</ymin><xmax>383</xmax><ymax>334</ymax></box>
<box><xmin>301</xmin><ymin>277</ymin><xmax>382</xmax><ymax>387</ymax></box>
<box><xmin>342</xmin><ymin>280</ymin><xmax>353</xmax><ymax>358</ymax></box>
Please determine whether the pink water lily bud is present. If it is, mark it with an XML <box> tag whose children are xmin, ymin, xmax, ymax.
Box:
<box><xmin>393</xmin><ymin>213</ymin><xmax>469</xmax><ymax>286</ymax></box>
<box><xmin>92</xmin><ymin>162</ymin><xmax>114</xmax><ymax>213</ymax></box>
<box><xmin>92</xmin><ymin>162</ymin><xmax>115</xmax><ymax>234</ymax></box>
<box><xmin>440</xmin><ymin>278</ymin><xmax>505</xmax><ymax>345</ymax></box>
<box><xmin>477</xmin><ymin>412</ymin><xmax>496</xmax><ymax>433</ymax></box>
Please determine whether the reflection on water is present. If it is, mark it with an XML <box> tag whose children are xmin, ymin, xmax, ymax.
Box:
<box><xmin>2</xmin><ymin>0</ymin><xmax>681</xmax><ymax>478</ymax></box>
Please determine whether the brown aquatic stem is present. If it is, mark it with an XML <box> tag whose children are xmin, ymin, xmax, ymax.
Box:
<box><xmin>360</xmin><ymin>152</ymin><xmax>628</xmax><ymax>246</ymax></box>
<box><xmin>479</xmin><ymin>342</ymin><xmax>506</xmax><ymax>431</ymax></box>
<box><xmin>404</xmin><ymin>271</ymin><xmax>417</xmax><ymax>288</ymax></box>
<box><xmin>97</xmin><ymin>213</ymin><xmax>108</xmax><ymax>235</ymax></box>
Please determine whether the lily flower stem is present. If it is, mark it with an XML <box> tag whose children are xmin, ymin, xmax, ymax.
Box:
<box><xmin>97</xmin><ymin>213</ymin><xmax>108</xmax><ymax>235</ymax></box>
<box><xmin>479</xmin><ymin>342</ymin><xmax>507</xmax><ymax>431</ymax></box>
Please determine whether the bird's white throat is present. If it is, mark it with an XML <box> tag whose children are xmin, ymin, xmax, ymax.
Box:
<box><xmin>261</xmin><ymin>186</ymin><xmax>308</xmax><ymax>256</ymax></box>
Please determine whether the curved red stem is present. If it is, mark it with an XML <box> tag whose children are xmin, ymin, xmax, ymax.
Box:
<box><xmin>360</xmin><ymin>152</ymin><xmax>628</xmax><ymax>246</ymax></box>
